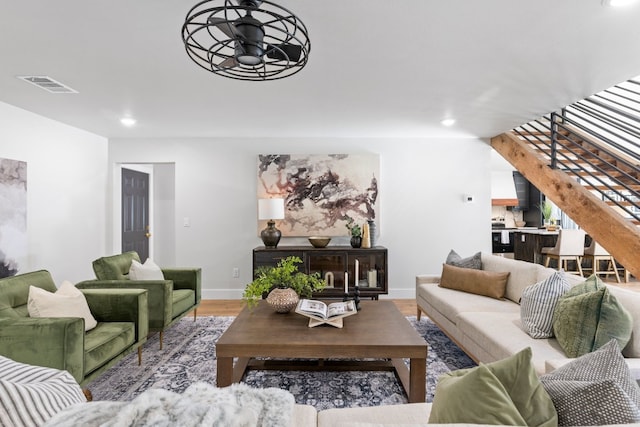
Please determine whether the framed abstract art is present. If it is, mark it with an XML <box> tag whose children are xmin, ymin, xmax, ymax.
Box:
<box><xmin>0</xmin><ymin>158</ymin><xmax>27</xmax><ymax>278</ymax></box>
<box><xmin>257</xmin><ymin>154</ymin><xmax>379</xmax><ymax>237</ymax></box>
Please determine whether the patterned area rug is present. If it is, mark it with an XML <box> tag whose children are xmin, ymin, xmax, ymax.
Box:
<box><xmin>87</xmin><ymin>315</ymin><xmax>475</xmax><ymax>410</ymax></box>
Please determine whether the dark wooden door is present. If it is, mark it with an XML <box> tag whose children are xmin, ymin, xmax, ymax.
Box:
<box><xmin>122</xmin><ymin>168</ymin><xmax>150</xmax><ymax>261</ymax></box>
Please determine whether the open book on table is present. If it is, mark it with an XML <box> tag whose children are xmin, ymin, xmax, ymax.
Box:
<box><xmin>295</xmin><ymin>299</ymin><xmax>357</xmax><ymax>328</ymax></box>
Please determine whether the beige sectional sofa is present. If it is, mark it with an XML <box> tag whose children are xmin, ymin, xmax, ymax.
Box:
<box><xmin>415</xmin><ymin>252</ymin><xmax>640</xmax><ymax>377</ymax></box>
<box><xmin>294</xmin><ymin>402</ymin><xmax>431</xmax><ymax>427</ymax></box>
<box><xmin>296</xmin><ymin>253</ymin><xmax>640</xmax><ymax>427</ymax></box>
<box><xmin>295</xmin><ymin>400</ymin><xmax>640</xmax><ymax>426</ymax></box>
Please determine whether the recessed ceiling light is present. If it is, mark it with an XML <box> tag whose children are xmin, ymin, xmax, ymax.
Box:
<box><xmin>120</xmin><ymin>117</ymin><xmax>137</xmax><ymax>127</ymax></box>
<box><xmin>602</xmin><ymin>0</ymin><xmax>637</xmax><ymax>7</ymax></box>
<box><xmin>441</xmin><ymin>119</ymin><xmax>456</xmax><ymax>127</ymax></box>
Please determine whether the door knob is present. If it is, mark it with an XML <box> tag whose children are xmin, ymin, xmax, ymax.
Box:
<box><xmin>145</xmin><ymin>232</ymin><xmax>151</xmax><ymax>238</ymax></box>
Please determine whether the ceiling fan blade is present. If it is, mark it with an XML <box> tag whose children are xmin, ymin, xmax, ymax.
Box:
<box><xmin>219</xmin><ymin>57</ymin><xmax>238</xmax><ymax>69</ymax></box>
<box><xmin>266</xmin><ymin>44</ymin><xmax>302</xmax><ymax>62</ymax></box>
<box><xmin>208</xmin><ymin>17</ymin><xmax>238</xmax><ymax>39</ymax></box>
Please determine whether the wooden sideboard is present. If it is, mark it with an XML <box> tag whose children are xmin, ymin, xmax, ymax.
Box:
<box><xmin>253</xmin><ymin>246</ymin><xmax>388</xmax><ymax>299</ymax></box>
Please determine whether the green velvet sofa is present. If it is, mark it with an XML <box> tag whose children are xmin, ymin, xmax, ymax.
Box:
<box><xmin>77</xmin><ymin>251</ymin><xmax>201</xmax><ymax>349</ymax></box>
<box><xmin>0</xmin><ymin>270</ymin><xmax>148</xmax><ymax>387</ymax></box>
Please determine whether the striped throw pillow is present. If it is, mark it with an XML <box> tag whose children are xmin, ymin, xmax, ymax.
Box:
<box><xmin>0</xmin><ymin>356</ymin><xmax>85</xmax><ymax>427</ymax></box>
<box><xmin>520</xmin><ymin>271</ymin><xmax>570</xmax><ymax>339</ymax></box>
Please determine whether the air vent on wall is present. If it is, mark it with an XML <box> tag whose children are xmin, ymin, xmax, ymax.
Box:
<box><xmin>17</xmin><ymin>76</ymin><xmax>78</xmax><ymax>94</ymax></box>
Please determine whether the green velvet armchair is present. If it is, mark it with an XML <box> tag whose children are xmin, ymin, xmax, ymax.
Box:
<box><xmin>77</xmin><ymin>251</ymin><xmax>201</xmax><ymax>349</ymax></box>
<box><xmin>0</xmin><ymin>270</ymin><xmax>148</xmax><ymax>387</ymax></box>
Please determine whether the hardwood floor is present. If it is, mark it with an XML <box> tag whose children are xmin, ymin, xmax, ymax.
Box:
<box><xmin>194</xmin><ymin>278</ymin><xmax>639</xmax><ymax>318</ymax></box>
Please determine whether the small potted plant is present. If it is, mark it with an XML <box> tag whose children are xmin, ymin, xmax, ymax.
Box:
<box><xmin>345</xmin><ymin>218</ymin><xmax>362</xmax><ymax>248</ymax></box>
<box><xmin>243</xmin><ymin>256</ymin><xmax>325</xmax><ymax>312</ymax></box>
<box><xmin>538</xmin><ymin>200</ymin><xmax>556</xmax><ymax>230</ymax></box>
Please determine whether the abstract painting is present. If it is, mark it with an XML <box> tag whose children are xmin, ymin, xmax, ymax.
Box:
<box><xmin>257</xmin><ymin>154</ymin><xmax>379</xmax><ymax>236</ymax></box>
<box><xmin>0</xmin><ymin>158</ymin><xmax>27</xmax><ymax>278</ymax></box>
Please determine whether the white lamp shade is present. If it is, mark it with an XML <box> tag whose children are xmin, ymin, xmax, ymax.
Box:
<box><xmin>258</xmin><ymin>198</ymin><xmax>285</xmax><ymax>220</ymax></box>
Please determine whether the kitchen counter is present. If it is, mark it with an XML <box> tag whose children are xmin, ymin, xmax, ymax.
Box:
<box><xmin>513</xmin><ymin>229</ymin><xmax>558</xmax><ymax>264</ymax></box>
<box><xmin>512</xmin><ymin>227</ymin><xmax>559</xmax><ymax>235</ymax></box>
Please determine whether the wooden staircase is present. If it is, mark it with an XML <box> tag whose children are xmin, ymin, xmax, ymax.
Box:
<box><xmin>517</xmin><ymin>125</ymin><xmax>640</xmax><ymax>220</ymax></box>
<box><xmin>491</xmin><ymin>130</ymin><xmax>640</xmax><ymax>279</ymax></box>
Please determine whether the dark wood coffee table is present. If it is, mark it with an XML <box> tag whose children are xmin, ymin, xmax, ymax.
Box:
<box><xmin>216</xmin><ymin>300</ymin><xmax>428</xmax><ymax>402</ymax></box>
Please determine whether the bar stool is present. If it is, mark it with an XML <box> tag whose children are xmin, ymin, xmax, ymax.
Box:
<box><xmin>541</xmin><ymin>229</ymin><xmax>586</xmax><ymax>276</ymax></box>
<box><xmin>582</xmin><ymin>240</ymin><xmax>621</xmax><ymax>283</ymax></box>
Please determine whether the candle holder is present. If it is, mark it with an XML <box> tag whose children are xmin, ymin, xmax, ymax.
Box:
<box><xmin>343</xmin><ymin>286</ymin><xmax>361</xmax><ymax>311</ymax></box>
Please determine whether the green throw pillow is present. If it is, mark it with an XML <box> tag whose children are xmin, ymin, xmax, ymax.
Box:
<box><xmin>429</xmin><ymin>348</ymin><xmax>557</xmax><ymax>426</ymax></box>
<box><xmin>429</xmin><ymin>365</ymin><xmax>527</xmax><ymax>425</ymax></box>
<box><xmin>596</xmin><ymin>284</ymin><xmax>633</xmax><ymax>351</ymax></box>
<box><xmin>553</xmin><ymin>275</ymin><xmax>632</xmax><ymax>358</ymax></box>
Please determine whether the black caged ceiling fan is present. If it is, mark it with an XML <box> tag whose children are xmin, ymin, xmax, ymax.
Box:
<box><xmin>182</xmin><ymin>0</ymin><xmax>310</xmax><ymax>81</ymax></box>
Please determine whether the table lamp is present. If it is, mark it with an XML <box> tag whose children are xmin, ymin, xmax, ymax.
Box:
<box><xmin>258</xmin><ymin>198</ymin><xmax>285</xmax><ymax>248</ymax></box>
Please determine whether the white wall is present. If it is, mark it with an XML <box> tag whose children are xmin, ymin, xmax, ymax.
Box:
<box><xmin>0</xmin><ymin>103</ymin><xmax>494</xmax><ymax>297</ymax></box>
<box><xmin>0</xmin><ymin>103</ymin><xmax>491</xmax><ymax>298</ymax></box>
<box><xmin>109</xmin><ymin>137</ymin><xmax>492</xmax><ymax>299</ymax></box>
<box><xmin>153</xmin><ymin>163</ymin><xmax>176</xmax><ymax>266</ymax></box>
<box><xmin>0</xmin><ymin>101</ymin><xmax>108</xmax><ymax>284</ymax></box>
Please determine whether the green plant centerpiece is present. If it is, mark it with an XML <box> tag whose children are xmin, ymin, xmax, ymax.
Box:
<box><xmin>243</xmin><ymin>256</ymin><xmax>325</xmax><ymax>312</ymax></box>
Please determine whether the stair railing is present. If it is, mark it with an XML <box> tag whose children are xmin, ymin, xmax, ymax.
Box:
<box><xmin>511</xmin><ymin>77</ymin><xmax>640</xmax><ymax>223</ymax></box>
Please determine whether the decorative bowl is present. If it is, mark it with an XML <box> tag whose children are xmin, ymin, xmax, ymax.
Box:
<box><xmin>515</xmin><ymin>220</ymin><xmax>526</xmax><ymax>228</ymax></box>
<box><xmin>308</xmin><ymin>236</ymin><xmax>331</xmax><ymax>248</ymax></box>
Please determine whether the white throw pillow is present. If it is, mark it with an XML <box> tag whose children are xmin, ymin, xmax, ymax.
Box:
<box><xmin>27</xmin><ymin>281</ymin><xmax>98</xmax><ymax>331</ymax></box>
<box><xmin>129</xmin><ymin>258</ymin><xmax>164</xmax><ymax>280</ymax></box>
<box><xmin>520</xmin><ymin>270</ymin><xmax>570</xmax><ymax>339</ymax></box>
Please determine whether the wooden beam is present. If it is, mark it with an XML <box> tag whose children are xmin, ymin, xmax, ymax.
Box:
<box><xmin>491</xmin><ymin>132</ymin><xmax>640</xmax><ymax>279</ymax></box>
<box><xmin>492</xmin><ymin>198</ymin><xmax>519</xmax><ymax>206</ymax></box>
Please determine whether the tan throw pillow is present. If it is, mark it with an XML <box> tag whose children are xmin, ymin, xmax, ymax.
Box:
<box><xmin>27</xmin><ymin>281</ymin><xmax>98</xmax><ymax>331</ymax></box>
<box><xmin>439</xmin><ymin>263</ymin><xmax>510</xmax><ymax>300</ymax></box>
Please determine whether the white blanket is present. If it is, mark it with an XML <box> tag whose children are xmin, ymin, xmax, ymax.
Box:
<box><xmin>44</xmin><ymin>382</ymin><xmax>295</xmax><ymax>427</ymax></box>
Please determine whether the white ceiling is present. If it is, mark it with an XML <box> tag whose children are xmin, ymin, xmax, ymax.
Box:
<box><xmin>2</xmin><ymin>0</ymin><xmax>640</xmax><ymax>140</ymax></box>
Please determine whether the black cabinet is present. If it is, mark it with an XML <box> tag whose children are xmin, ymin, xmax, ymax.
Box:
<box><xmin>253</xmin><ymin>246</ymin><xmax>388</xmax><ymax>299</ymax></box>
<box><xmin>512</xmin><ymin>171</ymin><xmax>543</xmax><ymax>227</ymax></box>
<box><xmin>512</xmin><ymin>171</ymin><xmax>530</xmax><ymax>211</ymax></box>
<box><xmin>491</xmin><ymin>231</ymin><xmax>514</xmax><ymax>254</ymax></box>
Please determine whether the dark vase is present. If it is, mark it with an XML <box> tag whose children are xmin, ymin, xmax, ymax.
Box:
<box><xmin>350</xmin><ymin>236</ymin><xmax>362</xmax><ymax>248</ymax></box>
